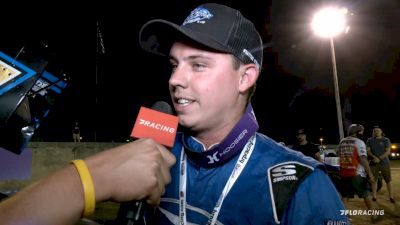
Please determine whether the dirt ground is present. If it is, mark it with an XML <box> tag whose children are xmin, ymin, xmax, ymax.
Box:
<box><xmin>79</xmin><ymin>160</ymin><xmax>400</xmax><ymax>225</ymax></box>
<box><xmin>345</xmin><ymin>160</ymin><xmax>400</xmax><ymax>225</ymax></box>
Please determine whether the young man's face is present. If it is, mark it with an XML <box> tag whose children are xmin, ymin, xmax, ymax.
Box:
<box><xmin>373</xmin><ymin>128</ymin><xmax>383</xmax><ymax>137</ymax></box>
<box><xmin>296</xmin><ymin>133</ymin><xmax>306</xmax><ymax>142</ymax></box>
<box><xmin>168</xmin><ymin>41</ymin><xmax>245</xmax><ymax>134</ymax></box>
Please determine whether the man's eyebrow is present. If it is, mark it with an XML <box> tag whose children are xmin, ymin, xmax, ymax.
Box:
<box><xmin>169</xmin><ymin>56</ymin><xmax>176</xmax><ymax>62</ymax></box>
<box><xmin>169</xmin><ymin>54</ymin><xmax>213</xmax><ymax>62</ymax></box>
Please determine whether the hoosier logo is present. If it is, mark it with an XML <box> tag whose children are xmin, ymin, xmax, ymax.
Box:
<box><xmin>207</xmin><ymin>152</ymin><xmax>220</xmax><ymax>164</ymax></box>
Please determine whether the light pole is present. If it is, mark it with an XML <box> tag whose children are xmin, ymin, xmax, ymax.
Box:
<box><xmin>312</xmin><ymin>7</ymin><xmax>349</xmax><ymax>141</ymax></box>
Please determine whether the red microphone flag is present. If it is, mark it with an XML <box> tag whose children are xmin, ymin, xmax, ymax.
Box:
<box><xmin>131</xmin><ymin>106</ymin><xmax>178</xmax><ymax>147</ymax></box>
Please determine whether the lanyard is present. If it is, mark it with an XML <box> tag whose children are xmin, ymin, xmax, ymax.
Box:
<box><xmin>179</xmin><ymin>135</ymin><xmax>256</xmax><ymax>225</ymax></box>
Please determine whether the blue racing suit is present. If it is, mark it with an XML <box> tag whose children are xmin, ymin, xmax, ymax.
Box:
<box><xmin>147</xmin><ymin>132</ymin><xmax>349</xmax><ymax>225</ymax></box>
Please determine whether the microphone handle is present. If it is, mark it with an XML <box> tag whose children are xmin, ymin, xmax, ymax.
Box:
<box><xmin>119</xmin><ymin>200</ymin><xmax>146</xmax><ymax>225</ymax></box>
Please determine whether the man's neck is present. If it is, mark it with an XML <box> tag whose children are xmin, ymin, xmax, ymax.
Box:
<box><xmin>299</xmin><ymin>140</ymin><xmax>307</xmax><ymax>145</ymax></box>
<box><xmin>193</xmin><ymin>109</ymin><xmax>245</xmax><ymax>150</ymax></box>
<box><xmin>194</xmin><ymin>122</ymin><xmax>237</xmax><ymax>149</ymax></box>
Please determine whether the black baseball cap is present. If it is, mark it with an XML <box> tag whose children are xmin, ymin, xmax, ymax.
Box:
<box><xmin>347</xmin><ymin>124</ymin><xmax>364</xmax><ymax>136</ymax></box>
<box><xmin>139</xmin><ymin>3</ymin><xmax>263</xmax><ymax>70</ymax></box>
<box><xmin>296</xmin><ymin>129</ymin><xmax>306</xmax><ymax>135</ymax></box>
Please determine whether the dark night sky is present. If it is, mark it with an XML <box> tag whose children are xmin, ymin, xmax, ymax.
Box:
<box><xmin>1</xmin><ymin>0</ymin><xmax>399</xmax><ymax>145</ymax></box>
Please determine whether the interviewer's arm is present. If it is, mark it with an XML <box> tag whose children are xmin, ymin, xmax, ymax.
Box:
<box><xmin>0</xmin><ymin>138</ymin><xmax>175</xmax><ymax>225</ymax></box>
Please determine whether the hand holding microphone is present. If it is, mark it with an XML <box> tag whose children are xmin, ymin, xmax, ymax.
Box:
<box><xmin>85</xmin><ymin>138</ymin><xmax>176</xmax><ymax>204</ymax></box>
<box><xmin>116</xmin><ymin>101</ymin><xmax>178</xmax><ymax>224</ymax></box>
<box><xmin>129</xmin><ymin>101</ymin><xmax>178</xmax><ymax>206</ymax></box>
<box><xmin>73</xmin><ymin>101</ymin><xmax>177</xmax><ymax>223</ymax></box>
<box><xmin>0</xmin><ymin>108</ymin><xmax>176</xmax><ymax>225</ymax></box>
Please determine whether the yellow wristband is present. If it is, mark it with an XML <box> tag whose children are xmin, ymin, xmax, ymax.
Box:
<box><xmin>70</xmin><ymin>159</ymin><xmax>96</xmax><ymax>217</ymax></box>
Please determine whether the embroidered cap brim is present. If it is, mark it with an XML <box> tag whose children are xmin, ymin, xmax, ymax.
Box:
<box><xmin>139</xmin><ymin>19</ymin><xmax>233</xmax><ymax>57</ymax></box>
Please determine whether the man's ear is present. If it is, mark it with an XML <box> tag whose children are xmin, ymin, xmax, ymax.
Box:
<box><xmin>239</xmin><ymin>64</ymin><xmax>259</xmax><ymax>93</ymax></box>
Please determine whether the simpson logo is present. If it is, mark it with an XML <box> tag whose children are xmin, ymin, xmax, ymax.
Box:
<box><xmin>271</xmin><ymin>164</ymin><xmax>298</xmax><ymax>183</ymax></box>
<box><xmin>267</xmin><ymin>162</ymin><xmax>314</xmax><ymax>224</ymax></box>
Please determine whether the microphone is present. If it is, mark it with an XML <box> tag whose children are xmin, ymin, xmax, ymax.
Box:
<box><xmin>130</xmin><ymin>101</ymin><xmax>178</xmax><ymax>148</ymax></box>
<box><xmin>117</xmin><ymin>101</ymin><xmax>178</xmax><ymax>225</ymax></box>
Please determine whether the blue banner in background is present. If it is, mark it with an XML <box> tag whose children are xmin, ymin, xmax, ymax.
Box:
<box><xmin>0</xmin><ymin>147</ymin><xmax>32</xmax><ymax>180</ymax></box>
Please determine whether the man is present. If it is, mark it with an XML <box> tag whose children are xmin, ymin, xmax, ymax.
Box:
<box><xmin>338</xmin><ymin>124</ymin><xmax>377</xmax><ymax>221</ymax></box>
<box><xmin>367</xmin><ymin>125</ymin><xmax>395</xmax><ymax>203</ymax></box>
<box><xmin>292</xmin><ymin>128</ymin><xmax>322</xmax><ymax>162</ymax></box>
<box><xmin>72</xmin><ymin>122</ymin><xmax>81</xmax><ymax>143</ymax></box>
<box><xmin>135</xmin><ymin>3</ymin><xmax>348</xmax><ymax>224</ymax></box>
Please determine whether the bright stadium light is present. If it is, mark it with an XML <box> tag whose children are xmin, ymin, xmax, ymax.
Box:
<box><xmin>312</xmin><ymin>7</ymin><xmax>349</xmax><ymax>141</ymax></box>
<box><xmin>312</xmin><ymin>7</ymin><xmax>348</xmax><ymax>38</ymax></box>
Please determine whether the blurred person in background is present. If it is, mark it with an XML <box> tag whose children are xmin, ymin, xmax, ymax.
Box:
<box><xmin>292</xmin><ymin>128</ymin><xmax>322</xmax><ymax>162</ymax></box>
<box><xmin>72</xmin><ymin>122</ymin><xmax>81</xmax><ymax>143</ymax></box>
<box><xmin>367</xmin><ymin>125</ymin><xmax>395</xmax><ymax>203</ymax></box>
<box><xmin>338</xmin><ymin>124</ymin><xmax>380</xmax><ymax>223</ymax></box>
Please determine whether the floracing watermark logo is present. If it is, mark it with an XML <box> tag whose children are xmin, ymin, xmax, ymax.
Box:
<box><xmin>340</xmin><ymin>209</ymin><xmax>385</xmax><ymax>216</ymax></box>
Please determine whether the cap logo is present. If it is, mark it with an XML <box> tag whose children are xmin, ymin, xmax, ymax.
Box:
<box><xmin>243</xmin><ymin>49</ymin><xmax>260</xmax><ymax>69</ymax></box>
<box><xmin>183</xmin><ymin>6</ymin><xmax>213</xmax><ymax>26</ymax></box>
